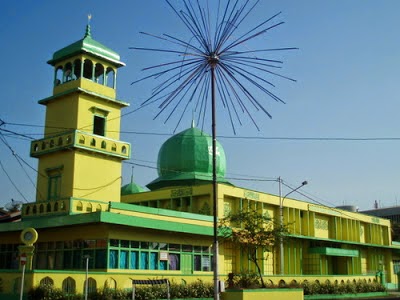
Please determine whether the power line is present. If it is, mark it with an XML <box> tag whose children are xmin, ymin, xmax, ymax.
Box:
<box><xmin>0</xmin><ymin>133</ymin><xmax>42</xmax><ymax>201</ymax></box>
<box><xmin>0</xmin><ymin>159</ymin><xmax>29</xmax><ymax>203</ymax></box>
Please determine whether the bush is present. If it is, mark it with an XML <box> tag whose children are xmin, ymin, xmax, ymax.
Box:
<box><xmin>227</xmin><ymin>272</ymin><xmax>260</xmax><ymax>288</ymax></box>
<box><xmin>301</xmin><ymin>279</ymin><xmax>386</xmax><ymax>296</ymax></box>
<box><xmin>28</xmin><ymin>279</ymin><xmax>213</xmax><ymax>300</ymax></box>
<box><xmin>28</xmin><ymin>284</ymin><xmax>65</xmax><ymax>300</ymax></box>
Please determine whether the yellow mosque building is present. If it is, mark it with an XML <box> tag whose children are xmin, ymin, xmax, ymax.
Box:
<box><xmin>0</xmin><ymin>25</ymin><xmax>400</xmax><ymax>299</ymax></box>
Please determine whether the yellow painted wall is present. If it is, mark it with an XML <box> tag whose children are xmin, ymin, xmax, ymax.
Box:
<box><xmin>36</xmin><ymin>151</ymin><xmax>74</xmax><ymax>201</ymax></box>
<box><xmin>75</xmin><ymin>93</ymin><xmax>123</xmax><ymax>140</ymax></box>
<box><xmin>44</xmin><ymin>94</ymin><xmax>79</xmax><ymax>136</ymax></box>
<box><xmin>35</xmin><ymin>149</ymin><xmax>122</xmax><ymax>202</ymax></box>
<box><xmin>73</xmin><ymin>151</ymin><xmax>121</xmax><ymax>202</ymax></box>
<box><xmin>221</xmin><ymin>289</ymin><xmax>304</xmax><ymax>300</ymax></box>
<box><xmin>314</xmin><ymin>214</ymin><xmax>330</xmax><ymax>239</ymax></box>
<box><xmin>43</xmin><ymin>90</ymin><xmax>123</xmax><ymax>140</ymax></box>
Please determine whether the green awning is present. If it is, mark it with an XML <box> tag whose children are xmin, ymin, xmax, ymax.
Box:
<box><xmin>309</xmin><ymin>247</ymin><xmax>359</xmax><ymax>257</ymax></box>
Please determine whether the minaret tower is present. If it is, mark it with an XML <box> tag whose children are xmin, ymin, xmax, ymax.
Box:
<box><xmin>30</xmin><ymin>22</ymin><xmax>130</xmax><ymax>205</ymax></box>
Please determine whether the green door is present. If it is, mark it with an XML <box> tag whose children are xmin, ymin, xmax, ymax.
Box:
<box><xmin>181</xmin><ymin>254</ymin><xmax>193</xmax><ymax>274</ymax></box>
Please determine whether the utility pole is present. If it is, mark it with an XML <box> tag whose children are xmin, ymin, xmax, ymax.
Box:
<box><xmin>279</xmin><ymin>179</ymin><xmax>308</xmax><ymax>275</ymax></box>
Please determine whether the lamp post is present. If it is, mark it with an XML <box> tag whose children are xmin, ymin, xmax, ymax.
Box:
<box><xmin>84</xmin><ymin>255</ymin><xmax>90</xmax><ymax>300</ymax></box>
<box><xmin>279</xmin><ymin>178</ymin><xmax>308</xmax><ymax>275</ymax></box>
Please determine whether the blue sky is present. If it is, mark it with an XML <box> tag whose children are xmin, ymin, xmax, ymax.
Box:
<box><xmin>1</xmin><ymin>0</ymin><xmax>399</xmax><ymax>211</ymax></box>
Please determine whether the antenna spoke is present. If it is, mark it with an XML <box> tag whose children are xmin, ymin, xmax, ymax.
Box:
<box><xmin>131</xmin><ymin>0</ymin><xmax>296</xmax><ymax>132</ymax></box>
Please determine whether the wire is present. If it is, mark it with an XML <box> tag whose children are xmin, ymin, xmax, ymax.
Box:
<box><xmin>0</xmin><ymin>133</ymin><xmax>43</xmax><ymax>200</ymax></box>
<box><xmin>0</xmin><ymin>159</ymin><xmax>29</xmax><ymax>203</ymax></box>
<box><xmin>5</xmin><ymin>120</ymin><xmax>400</xmax><ymax>142</ymax></box>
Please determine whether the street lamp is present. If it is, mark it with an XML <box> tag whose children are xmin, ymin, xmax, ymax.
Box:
<box><xmin>84</xmin><ymin>255</ymin><xmax>91</xmax><ymax>300</ymax></box>
<box><xmin>278</xmin><ymin>177</ymin><xmax>308</xmax><ymax>275</ymax></box>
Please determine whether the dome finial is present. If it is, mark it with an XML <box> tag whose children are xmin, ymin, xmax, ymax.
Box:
<box><xmin>191</xmin><ymin>110</ymin><xmax>196</xmax><ymax>128</ymax></box>
<box><xmin>85</xmin><ymin>14</ymin><xmax>92</xmax><ymax>38</ymax></box>
<box><xmin>131</xmin><ymin>166</ymin><xmax>134</xmax><ymax>183</ymax></box>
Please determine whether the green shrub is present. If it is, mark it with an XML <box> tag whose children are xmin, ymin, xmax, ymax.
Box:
<box><xmin>301</xmin><ymin>279</ymin><xmax>386</xmax><ymax>296</ymax></box>
<box><xmin>28</xmin><ymin>284</ymin><xmax>66</xmax><ymax>300</ymax></box>
<box><xmin>228</xmin><ymin>272</ymin><xmax>260</xmax><ymax>288</ymax></box>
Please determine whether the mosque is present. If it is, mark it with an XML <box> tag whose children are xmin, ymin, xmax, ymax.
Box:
<box><xmin>0</xmin><ymin>24</ymin><xmax>399</xmax><ymax>298</ymax></box>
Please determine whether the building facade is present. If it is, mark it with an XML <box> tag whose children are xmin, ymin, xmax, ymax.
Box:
<box><xmin>0</xmin><ymin>25</ymin><xmax>399</xmax><ymax>298</ymax></box>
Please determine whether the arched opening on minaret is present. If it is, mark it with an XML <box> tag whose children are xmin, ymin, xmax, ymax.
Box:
<box><xmin>95</xmin><ymin>63</ymin><xmax>105</xmax><ymax>84</ymax></box>
<box><xmin>83</xmin><ymin>59</ymin><xmax>93</xmax><ymax>80</ymax></box>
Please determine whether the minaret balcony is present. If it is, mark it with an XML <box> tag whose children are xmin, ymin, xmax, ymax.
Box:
<box><xmin>30</xmin><ymin>130</ymin><xmax>130</xmax><ymax>159</ymax></box>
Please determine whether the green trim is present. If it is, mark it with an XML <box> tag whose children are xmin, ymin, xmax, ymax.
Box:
<box><xmin>309</xmin><ymin>247</ymin><xmax>359</xmax><ymax>257</ymax></box>
<box><xmin>0</xmin><ymin>211</ymin><xmax>213</xmax><ymax>236</ymax></box>
<box><xmin>304</xmin><ymin>292</ymin><xmax>388</xmax><ymax>299</ymax></box>
<box><xmin>100</xmin><ymin>212</ymin><xmax>213</xmax><ymax>236</ymax></box>
<box><xmin>110</xmin><ymin>202</ymin><xmax>213</xmax><ymax>222</ymax></box>
<box><xmin>38</xmin><ymin>87</ymin><xmax>129</xmax><ymax>107</ymax></box>
<box><xmin>289</xmin><ymin>233</ymin><xmax>396</xmax><ymax>250</ymax></box>
<box><xmin>30</xmin><ymin>129</ymin><xmax>131</xmax><ymax>160</ymax></box>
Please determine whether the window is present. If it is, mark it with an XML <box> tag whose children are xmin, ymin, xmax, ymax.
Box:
<box><xmin>62</xmin><ymin>277</ymin><xmax>76</xmax><ymax>295</ymax></box>
<box><xmin>93</xmin><ymin>115</ymin><xmax>105</xmax><ymax>136</ymax></box>
<box><xmin>47</xmin><ymin>167</ymin><xmax>63</xmax><ymax>201</ymax></box>
<box><xmin>85</xmin><ymin>278</ymin><xmax>97</xmax><ymax>294</ymax></box>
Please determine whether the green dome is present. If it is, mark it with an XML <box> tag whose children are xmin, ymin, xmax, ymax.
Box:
<box><xmin>147</xmin><ymin>126</ymin><xmax>230</xmax><ymax>190</ymax></box>
<box><xmin>47</xmin><ymin>25</ymin><xmax>125</xmax><ymax>67</ymax></box>
<box><xmin>121</xmin><ymin>182</ymin><xmax>146</xmax><ymax>195</ymax></box>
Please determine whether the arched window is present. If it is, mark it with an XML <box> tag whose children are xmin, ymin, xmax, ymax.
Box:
<box><xmin>83</xmin><ymin>59</ymin><xmax>93</xmax><ymax>80</ymax></box>
<box><xmin>25</xmin><ymin>206</ymin><xmax>30</xmax><ymax>215</ymax></box>
<box><xmin>95</xmin><ymin>63</ymin><xmax>105</xmax><ymax>85</ymax></box>
<box><xmin>86</xmin><ymin>203</ymin><xmax>93</xmax><ymax>212</ymax></box>
<box><xmin>40</xmin><ymin>276</ymin><xmax>54</xmax><ymax>286</ymax></box>
<box><xmin>104</xmin><ymin>277</ymin><xmax>116</xmax><ymax>290</ymax></box>
<box><xmin>62</xmin><ymin>277</ymin><xmax>76</xmax><ymax>295</ymax></box>
<box><xmin>84</xmin><ymin>278</ymin><xmax>97</xmax><ymax>294</ymax></box>
<box><xmin>54</xmin><ymin>202</ymin><xmax>59</xmax><ymax>212</ymax></box>
<box><xmin>101</xmin><ymin>141</ymin><xmax>107</xmax><ymax>149</ymax></box>
<box><xmin>73</xmin><ymin>59</ymin><xmax>81</xmax><ymax>79</ymax></box>
<box><xmin>39</xmin><ymin>204</ymin><xmax>44</xmax><ymax>213</ymax></box>
<box><xmin>106</xmin><ymin>67</ymin><xmax>115</xmax><ymax>88</ymax></box>
<box><xmin>47</xmin><ymin>203</ymin><xmax>52</xmax><ymax>212</ymax></box>
<box><xmin>57</xmin><ymin>137</ymin><xmax>63</xmax><ymax>146</ymax></box>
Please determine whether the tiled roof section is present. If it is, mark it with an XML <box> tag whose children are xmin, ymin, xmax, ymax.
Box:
<box><xmin>48</xmin><ymin>25</ymin><xmax>125</xmax><ymax>67</ymax></box>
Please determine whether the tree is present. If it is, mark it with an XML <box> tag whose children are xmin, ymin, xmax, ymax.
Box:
<box><xmin>219</xmin><ymin>209</ymin><xmax>288</xmax><ymax>288</ymax></box>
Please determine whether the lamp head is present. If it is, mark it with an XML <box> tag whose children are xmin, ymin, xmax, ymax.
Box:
<box><xmin>302</xmin><ymin>181</ymin><xmax>308</xmax><ymax>186</ymax></box>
